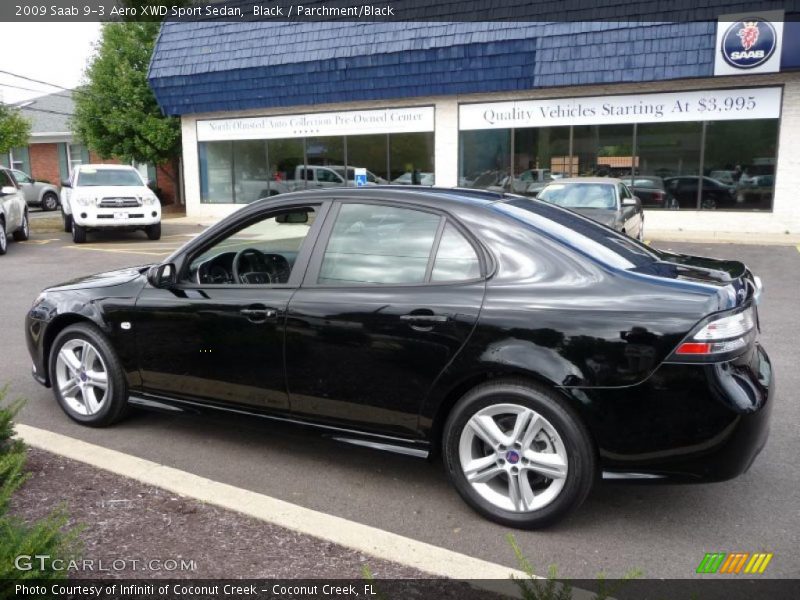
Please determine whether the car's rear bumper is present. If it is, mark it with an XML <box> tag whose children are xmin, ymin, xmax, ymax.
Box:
<box><xmin>571</xmin><ymin>342</ymin><xmax>774</xmax><ymax>482</ymax></box>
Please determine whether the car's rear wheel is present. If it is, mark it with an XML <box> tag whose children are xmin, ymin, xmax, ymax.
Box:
<box><xmin>49</xmin><ymin>323</ymin><xmax>129</xmax><ymax>427</ymax></box>
<box><xmin>443</xmin><ymin>379</ymin><xmax>595</xmax><ymax>528</ymax></box>
<box><xmin>0</xmin><ymin>220</ymin><xmax>7</xmax><ymax>255</ymax></box>
<box><xmin>42</xmin><ymin>192</ymin><xmax>58</xmax><ymax>211</ymax></box>
<box><xmin>62</xmin><ymin>209</ymin><xmax>72</xmax><ymax>232</ymax></box>
<box><xmin>145</xmin><ymin>223</ymin><xmax>161</xmax><ymax>240</ymax></box>
<box><xmin>13</xmin><ymin>212</ymin><xmax>29</xmax><ymax>241</ymax></box>
<box><xmin>72</xmin><ymin>220</ymin><xmax>87</xmax><ymax>244</ymax></box>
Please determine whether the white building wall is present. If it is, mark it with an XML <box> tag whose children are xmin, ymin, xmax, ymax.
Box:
<box><xmin>180</xmin><ymin>72</ymin><xmax>800</xmax><ymax>234</ymax></box>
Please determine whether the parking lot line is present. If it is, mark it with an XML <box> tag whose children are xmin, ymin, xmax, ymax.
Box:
<box><xmin>16</xmin><ymin>424</ymin><xmax>533</xmax><ymax>589</ymax></box>
<box><xmin>64</xmin><ymin>246</ymin><xmax>171</xmax><ymax>257</ymax></box>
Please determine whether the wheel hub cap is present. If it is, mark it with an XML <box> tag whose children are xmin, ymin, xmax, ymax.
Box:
<box><xmin>505</xmin><ymin>450</ymin><xmax>520</xmax><ymax>464</ymax></box>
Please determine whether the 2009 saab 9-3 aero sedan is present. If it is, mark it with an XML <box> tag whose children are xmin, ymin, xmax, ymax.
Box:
<box><xmin>26</xmin><ymin>187</ymin><xmax>773</xmax><ymax>528</ymax></box>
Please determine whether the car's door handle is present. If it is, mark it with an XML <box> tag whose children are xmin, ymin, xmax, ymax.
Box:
<box><xmin>399</xmin><ymin>314</ymin><xmax>450</xmax><ymax>323</ymax></box>
<box><xmin>240</xmin><ymin>307</ymin><xmax>277</xmax><ymax>322</ymax></box>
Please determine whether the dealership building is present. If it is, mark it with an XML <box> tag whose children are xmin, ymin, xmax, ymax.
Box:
<box><xmin>148</xmin><ymin>11</ymin><xmax>800</xmax><ymax>233</ymax></box>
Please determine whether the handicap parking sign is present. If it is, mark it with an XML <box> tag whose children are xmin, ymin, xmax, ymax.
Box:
<box><xmin>354</xmin><ymin>168</ymin><xmax>367</xmax><ymax>187</ymax></box>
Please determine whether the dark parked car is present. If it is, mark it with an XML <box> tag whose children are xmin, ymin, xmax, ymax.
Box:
<box><xmin>664</xmin><ymin>176</ymin><xmax>736</xmax><ymax>209</ymax></box>
<box><xmin>620</xmin><ymin>176</ymin><xmax>677</xmax><ymax>209</ymax></box>
<box><xmin>26</xmin><ymin>187</ymin><xmax>772</xmax><ymax>528</ymax></box>
<box><xmin>536</xmin><ymin>178</ymin><xmax>644</xmax><ymax>240</ymax></box>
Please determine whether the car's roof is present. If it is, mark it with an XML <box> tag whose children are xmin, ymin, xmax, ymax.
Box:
<box><xmin>544</xmin><ymin>177</ymin><xmax>621</xmax><ymax>185</ymax></box>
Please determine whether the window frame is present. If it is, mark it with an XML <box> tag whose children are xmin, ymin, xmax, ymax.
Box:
<box><xmin>302</xmin><ymin>199</ymin><xmax>489</xmax><ymax>289</ymax></box>
<box><xmin>173</xmin><ymin>201</ymin><xmax>330</xmax><ymax>290</ymax></box>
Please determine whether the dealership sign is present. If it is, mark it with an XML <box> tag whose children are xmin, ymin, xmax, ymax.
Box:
<box><xmin>197</xmin><ymin>106</ymin><xmax>434</xmax><ymax>141</ymax></box>
<box><xmin>459</xmin><ymin>87</ymin><xmax>782</xmax><ymax>131</ymax></box>
<box><xmin>714</xmin><ymin>11</ymin><xmax>784</xmax><ymax>76</ymax></box>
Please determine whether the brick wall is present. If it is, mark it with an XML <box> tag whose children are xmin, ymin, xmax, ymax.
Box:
<box><xmin>88</xmin><ymin>151</ymin><xmax>120</xmax><ymax>165</ymax></box>
<box><xmin>28</xmin><ymin>143</ymin><xmax>61</xmax><ymax>184</ymax></box>
<box><xmin>155</xmin><ymin>161</ymin><xmax>179</xmax><ymax>207</ymax></box>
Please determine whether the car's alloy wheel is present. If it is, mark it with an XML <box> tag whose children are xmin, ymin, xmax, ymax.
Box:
<box><xmin>0</xmin><ymin>222</ymin><xmax>7</xmax><ymax>255</ymax></box>
<box><xmin>458</xmin><ymin>403</ymin><xmax>568</xmax><ymax>513</ymax></box>
<box><xmin>42</xmin><ymin>193</ymin><xmax>58</xmax><ymax>211</ymax></box>
<box><xmin>50</xmin><ymin>323</ymin><xmax>129</xmax><ymax>426</ymax></box>
<box><xmin>444</xmin><ymin>380</ymin><xmax>595</xmax><ymax>528</ymax></box>
<box><xmin>13</xmin><ymin>212</ymin><xmax>29</xmax><ymax>241</ymax></box>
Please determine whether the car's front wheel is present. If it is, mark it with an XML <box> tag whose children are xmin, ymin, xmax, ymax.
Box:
<box><xmin>62</xmin><ymin>209</ymin><xmax>72</xmax><ymax>232</ymax></box>
<box><xmin>72</xmin><ymin>220</ymin><xmax>87</xmax><ymax>243</ymax></box>
<box><xmin>443</xmin><ymin>380</ymin><xmax>595</xmax><ymax>528</ymax></box>
<box><xmin>13</xmin><ymin>212</ymin><xmax>29</xmax><ymax>241</ymax></box>
<box><xmin>49</xmin><ymin>323</ymin><xmax>129</xmax><ymax>427</ymax></box>
<box><xmin>145</xmin><ymin>222</ymin><xmax>161</xmax><ymax>240</ymax></box>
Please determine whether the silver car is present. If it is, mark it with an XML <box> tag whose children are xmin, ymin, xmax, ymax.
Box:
<box><xmin>11</xmin><ymin>169</ymin><xmax>60</xmax><ymax>211</ymax></box>
<box><xmin>0</xmin><ymin>168</ymin><xmax>31</xmax><ymax>255</ymax></box>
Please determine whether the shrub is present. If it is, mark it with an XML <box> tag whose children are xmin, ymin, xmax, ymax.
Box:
<box><xmin>0</xmin><ymin>387</ymin><xmax>81</xmax><ymax>586</ymax></box>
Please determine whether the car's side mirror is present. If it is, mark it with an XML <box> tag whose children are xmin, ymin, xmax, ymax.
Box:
<box><xmin>0</xmin><ymin>186</ymin><xmax>16</xmax><ymax>196</ymax></box>
<box><xmin>61</xmin><ymin>180</ymin><xmax>71</xmax><ymax>188</ymax></box>
<box><xmin>622</xmin><ymin>197</ymin><xmax>637</xmax><ymax>207</ymax></box>
<box><xmin>147</xmin><ymin>263</ymin><xmax>177</xmax><ymax>288</ymax></box>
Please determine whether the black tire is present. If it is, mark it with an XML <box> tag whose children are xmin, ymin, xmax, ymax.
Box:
<box><xmin>443</xmin><ymin>379</ymin><xmax>596</xmax><ymax>529</ymax></box>
<box><xmin>72</xmin><ymin>220</ymin><xmax>87</xmax><ymax>244</ymax></box>
<box><xmin>42</xmin><ymin>192</ymin><xmax>59</xmax><ymax>211</ymax></box>
<box><xmin>0</xmin><ymin>219</ymin><xmax>7</xmax><ymax>255</ymax></box>
<box><xmin>13</xmin><ymin>211</ymin><xmax>30</xmax><ymax>241</ymax></box>
<box><xmin>145</xmin><ymin>222</ymin><xmax>161</xmax><ymax>240</ymax></box>
<box><xmin>48</xmin><ymin>322</ymin><xmax>130</xmax><ymax>427</ymax></box>
<box><xmin>62</xmin><ymin>209</ymin><xmax>73</xmax><ymax>232</ymax></box>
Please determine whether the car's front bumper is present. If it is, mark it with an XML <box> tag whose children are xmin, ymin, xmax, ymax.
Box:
<box><xmin>570</xmin><ymin>342</ymin><xmax>774</xmax><ymax>482</ymax></box>
<box><xmin>73</xmin><ymin>207</ymin><xmax>161</xmax><ymax>228</ymax></box>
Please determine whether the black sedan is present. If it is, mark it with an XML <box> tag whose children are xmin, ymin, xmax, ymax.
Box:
<box><xmin>25</xmin><ymin>187</ymin><xmax>773</xmax><ymax>528</ymax></box>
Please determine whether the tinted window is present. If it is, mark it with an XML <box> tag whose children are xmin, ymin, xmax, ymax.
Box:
<box><xmin>0</xmin><ymin>170</ymin><xmax>15</xmax><ymax>188</ymax></box>
<box><xmin>431</xmin><ymin>223</ymin><xmax>481</xmax><ymax>282</ymax></box>
<box><xmin>319</xmin><ymin>204</ymin><xmax>441</xmax><ymax>285</ymax></box>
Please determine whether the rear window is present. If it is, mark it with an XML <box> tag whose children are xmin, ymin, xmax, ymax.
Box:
<box><xmin>496</xmin><ymin>198</ymin><xmax>659</xmax><ymax>270</ymax></box>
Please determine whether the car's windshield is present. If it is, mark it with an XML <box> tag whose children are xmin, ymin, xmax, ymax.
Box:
<box><xmin>537</xmin><ymin>183</ymin><xmax>617</xmax><ymax>210</ymax></box>
<box><xmin>76</xmin><ymin>168</ymin><xmax>144</xmax><ymax>187</ymax></box>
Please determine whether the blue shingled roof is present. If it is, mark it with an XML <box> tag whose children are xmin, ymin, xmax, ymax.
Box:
<box><xmin>147</xmin><ymin>2</ymin><xmax>787</xmax><ymax>116</ymax></box>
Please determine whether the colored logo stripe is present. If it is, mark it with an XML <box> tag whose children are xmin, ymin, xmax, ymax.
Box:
<box><xmin>697</xmin><ymin>553</ymin><xmax>726</xmax><ymax>574</ymax></box>
<box><xmin>720</xmin><ymin>553</ymin><xmax>749</xmax><ymax>574</ymax></box>
<box><xmin>744</xmin><ymin>553</ymin><xmax>774</xmax><ymax>574</ymax></box>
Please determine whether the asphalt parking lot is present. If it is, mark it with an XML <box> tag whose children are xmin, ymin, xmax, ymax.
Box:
<box><xmin>1</xmin><ymin>222</ymin><xmax>798</xmax><ymax>579</ymax></box>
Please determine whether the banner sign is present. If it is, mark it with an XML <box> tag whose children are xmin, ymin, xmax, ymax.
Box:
<box><xmin>458</xmin><ymin>87</ymin><xmax>782</xmax><ymax>130</ymax></box>
<box><xmin>197</xmin><ymin>106</ymin><xmax>434</xmax><ymax>141</ymax></box>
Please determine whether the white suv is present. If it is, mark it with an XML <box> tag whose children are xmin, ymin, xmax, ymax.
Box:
<box><xmin>61</xmin><ymin>164</ymin><xmax>161</xmax><ymax>243</ymax></box>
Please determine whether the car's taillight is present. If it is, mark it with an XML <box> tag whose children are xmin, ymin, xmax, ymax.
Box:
<box><xmin>675</xmin><ymin>307</ymin><xmax>755</xmax><ymax>357</ymax></box>
<box><xmin>653</xmin><ymin>191</ymin><xmax>664</xmax><ymax>204</ymax></box>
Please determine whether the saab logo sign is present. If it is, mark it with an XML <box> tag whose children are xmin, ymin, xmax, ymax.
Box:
<box><xmin>721</xmin><ymin>19</ymin><xmax>776</xmax><ymax>68</ymax></box>
<box><xmin>715</xmin><ymin>11</ymin><xmax>783</xmax><ymax>76</ymax></box>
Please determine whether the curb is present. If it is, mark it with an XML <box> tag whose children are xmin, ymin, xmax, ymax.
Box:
<box><xmin>646</xmin><ymin>230</ymin><xmax>800</xmax><ymax>246</ymax></box>
<box><xmin>15</xmin><ymin>424</ymin><xmax>534</xmax><ymax>592</ymax></box>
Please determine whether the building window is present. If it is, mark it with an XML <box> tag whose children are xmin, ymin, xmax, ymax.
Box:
<box><xmin>198</xmin><ymin>131</ymin><xmax>435</xmax><ymax>204</ymax></box>
<box><xmin>67</xmin><ymin>143</ymin><xmax>88</xmax><ymax>172</ymax></box>
<box><xmin>460</xmin><ymin>118</ymin><xmax>779</xmax><ymax>212</ymax></box>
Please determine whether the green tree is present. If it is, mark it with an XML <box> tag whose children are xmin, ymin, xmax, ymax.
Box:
<box><xmin>0</xmin><ymin>104</ymin><xmax>31</xmax><ymax>155</ymax></box>
<box><xmin>72</xmin><ymin>21</ymin><xmax>180</xmax><ymax>195</ymax></box>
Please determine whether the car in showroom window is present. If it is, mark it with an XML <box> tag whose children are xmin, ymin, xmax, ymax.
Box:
<box><xmin>26</xmin><ymin>187</ymin><xmax>772</xmax><ymax>529</ymax></box>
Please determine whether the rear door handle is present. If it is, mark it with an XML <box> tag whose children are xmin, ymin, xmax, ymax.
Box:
<box><xmin>399</xmin><ymin>314</ymin><xmax>450</xmax><ymax>323</ymax></box>
<box><xmin>240</xmin><ymin>307</ymin><xmax>277</xmax><ymax>322</ymax></box>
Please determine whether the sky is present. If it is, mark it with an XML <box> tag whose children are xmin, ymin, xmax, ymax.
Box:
<box><xmin>0</xmin><ymin>23</ymin><xmax>102</xmax><ymax>103</ymax></box>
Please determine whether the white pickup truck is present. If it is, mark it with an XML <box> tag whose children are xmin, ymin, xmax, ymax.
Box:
<box><xmin>61</xmin><ymin>164</ymin><xmax>161</xmax><ymax>243</ymax></box>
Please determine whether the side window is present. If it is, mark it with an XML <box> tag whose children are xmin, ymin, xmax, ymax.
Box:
<box><xmin>0</xmin><ymin>170</ymin><xmax>15</xmax><ymax>188</ymax></box>
<box><xmin>431</xmin><ymin>222</ymin><xmax>481</xmax><ymax>282</ymax></box>
<box><xmin>317</xmin><ymin>169</ymin><xmax>339</xmax><ymax>183</ymax></box>
<box><xmin>617</xmin><ymin>183</ymin><xmax>630</xmax><ymax>200</ymax></box>
<box><xmin>186</xmin><ymin>207</ymin><xmax>317</xmax><ymax>285</ymax></box>
<box><xmin>319</xmin><ymin>204</ymin><xmax>441</xmax><ymax>285</ymax></box>
<box><xmin>12</xmin><ymin>170</ymin><xmax>30</xmax><ymax>184</ymax></box>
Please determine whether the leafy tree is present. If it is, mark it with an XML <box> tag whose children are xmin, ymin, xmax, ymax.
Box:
<box><xmin>0</xmin><ymin>104</ymin><xmax>31</xmax><ymax>155</ymax></box>
<box><xmin>72</xmin><ymin>20</ymin><xmax>180</xmax><ymax>195</ymax></box>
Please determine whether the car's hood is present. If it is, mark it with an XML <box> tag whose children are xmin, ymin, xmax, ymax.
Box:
<box><xmin>73</xmin><ymin>186</ymin><xmax>150</xmax><ymax>197</ymax></box>
<box><xmin>571</xmin><ymin>208</ymin><xmax>619</xmax><ymax>228</ymax></box>
<box><xmin>46</xmin><ymin>266</ymin><xmax>150</xmax><ymax>292</ymax></box>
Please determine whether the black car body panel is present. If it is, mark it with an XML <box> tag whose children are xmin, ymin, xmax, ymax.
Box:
<box><xmin>26</xmin><ymin>187</ymin><xmax>772</xmax><ymax>482</ymax></box>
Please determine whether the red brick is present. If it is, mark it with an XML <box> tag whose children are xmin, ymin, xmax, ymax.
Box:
<box><xmin>28</xmin><ymin>143</ymin><xmax>61</xmax><ymax>185</ymax></box>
